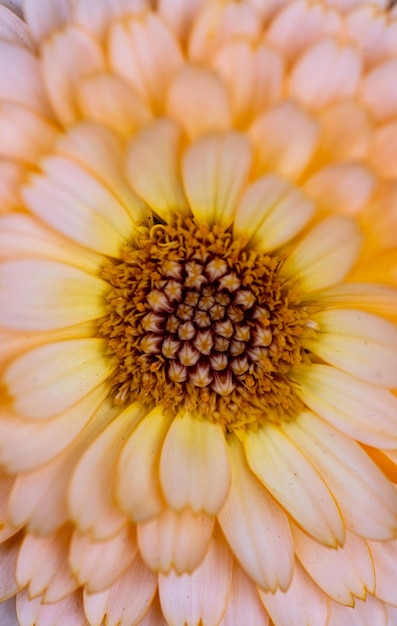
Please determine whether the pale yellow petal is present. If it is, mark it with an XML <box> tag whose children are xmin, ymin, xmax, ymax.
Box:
<box><xmin>117</xmin><ymin>407</ymin><xmax>172</xmax><ymax>523</ymax></box>
<box><xmin>69</xmin><ymin>402</ymin><xmax>146</xmax><ymax>540</ymax></box>
<box><xmin>371</xmin><ymin>122</ymin><xmax>397</xmax><ymax>178</ymax></box>
<box><xmin>160</xmin><ymin>412</ymin><xmax>230</xmax><ymax>515</ymax></box>
<box><xmin>280</xmin><ymin>216</ymin><xmax>362</xmax><ymax>292</ymax></box>
<box><xmin>137</xmin><ymin>508</ymin><xmax>214</xmax><ymax>574</ymax></box>
<box><xmin>218</xmin><ymin>436</ymin><xmax>293</xmax><ymax>592</ymax></box>
<box><xmin>244</xmin><ymin>424</ymin><xmax>344</xmax><ymax>547</ymax></box>
<box><xmin>158</xmin><ymin>534</ymin><xmax>232</xmax><ymax>626</ymax></box>
<box><xmin>312</xmin><ymin>282</ymin><xmax>397</xmax><ymax>321</ymax></box>
<box><xmin>4</xmin><ymin>338</ymin><xmax>114</xmax><ymax>420</ymax></box>
<box><xmin>182</xmin><ymin>132</ymin><xmax>251</xmax><ymax>228</ymax></box>
<box><xmin>317</xmin><ymin>101</ymin><xmax>371</xmax><ymax>162</ymax></box>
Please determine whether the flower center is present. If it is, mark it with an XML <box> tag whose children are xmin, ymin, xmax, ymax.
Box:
<box><xmin>99</xmin><ymin>215</ymin><xmax>311</xmax><ymax>431</ymax></box>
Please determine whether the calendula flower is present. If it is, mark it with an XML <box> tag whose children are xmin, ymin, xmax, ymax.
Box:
<box><xmin>2</xmin><ymin>0</ymin><xmax>397</xmax><ymax>624</ymax></box>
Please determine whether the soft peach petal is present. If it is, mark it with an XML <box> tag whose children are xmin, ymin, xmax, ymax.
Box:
<box><xmin>244</xmin><ymin>424</ymin><xmax>345</xmax><ymax>547</ymax></box>
<box><xmin>158</xmin><ymin>0</ymin><xmax>204</xmax><ymax>42</ymax></box>
<box><xmin>73</xmin><ymin>0</ymin><xmax>148</xmax><ymax>40</ymax></box>
<box><xmin>368</xmin><ymin>538</ymin><xmax>397</xmax><ymax>606</ymax></box>
<box><xmin>0</xmin><ymin>596</ymin><xmax>18</xmax><ymax>626</ymax></box>
<box><xmin>109</xmin><ymin>13</ymin><xmax>183</xmax><ymax>111</ymax></box>
<box><xmin>280</xmin><ymin>216</ymin><xmax>362</xmax><ymax>292</ymax></box>
<box><xmin>160</xmin><ymin>412</ymin><xmax>230</xmax><ymax>515</ymax></box>
<box><xmin>83</xmin><ymin>553</ymin><xmax>157</xmax><ymax>626</ymax></box>
<box><xmin>0</xmin><ymin>472</ymin><xmax>17</xmax><ymax>542</ymax></box>
<box><xmin>137</xmin><ymin>508</ymin><xmax>214</xmax><ymax>575</ymax></box>
<box><xmin>126</xmin><ymin>118</ymin><xmax>187</xmax><ymax>219</ymax></box>
<box><xmin>0</xmin><ymin>259</ymin><xmax>108</xmax><ymax>331</ymax></box>
<box><xmin>0</xmin><ymin>384</ymin><xmax>108</xmax><ymax>473</ymax></box>
<box><xmin>220</xmin><ymin>563</ymin><xmax>269</xmax><ymax>626</ymax></box>
<box><xmin>293</xmin><ymin>525</ymin><xmax>375</xmax><ymax>605</ymax></box>
<box><xmin>218</xmin><ymin>436</ymin><xmax>294</xmax><ymax>592</ymax></box>
<box><xmin>371</xmin><ymin>122</ymin><xmax>397</xmax><ymax>178</ymax></box>
<box><xmin>69</xmin><ymin>402</ymin><xmax>146</xmax><ymax>540</ymax></box>
<box><xmin>16</xmin><ymin>589</ymin><xmax>87</xmax><ymax>626</ymax></box>
<box><xmin>346</xmin><ymin>5</ymin><xmax>397</xmax><ymax>68</ymax></box>
<box><xmin>158</xmin><ymin>533</ymin><xmax>232</xmax><ymax>626</ymax></box>
<box><xmin>117</xmin><ymin>407</ymin><xmax>172</xmax><ymax>523</ymax></box>
<box><xmin>0</xmin><ymin>4</ymin><xmax>32</xmax><ymax>49</ymax></box>
<box><xmin>24</xmin><ymin>0</ymin><xmax>72</xmax><ymax>42</ymax></box>
<box><xmin>166</xmin><ymin>64</ymin><xmax>231</xmax><ymax>139</ymax></box>
<box><xmin>361</xmin><ymin>59</ymin><xmax>397</xmax><ymax>122</ymax></box>
<box><xmin>0</xmin><ymin>103</ymin><xmax>58</xmax><ymax>165</ymax></box>
<box><xmin>317</xmin><ymin>101</ymin><xmax>371</xmax><ymax>163</ymax></box>
<box><xmin>289</xmin><ymin>39</ymin><xmax>362</xmax><ymax>111</ymax></box>
<box><xmin>0</xmin><ymin>161</ymin><xmax>24</xmax><ymax>213</ymax></box>
<box><xmin>328</xmin><ymin>594</ymin><xmax>387</xmax><ymax>626</ymax></box>
<box><xmin>233</xmin><ymin>174</ymin><xmax>314</xmax><ymax>251</ymax></box>
<box><xmin>0</xmin><ymin>532</ymin><xmax>21</xmax><ymax>601</ymax></box>
<box><xmin>16</xmin><ymin>526</ymin><xmax>76</xmax><ymax>603</ymax></box>
<box><xmin>136</xmin><ymin>594</ymin><xmax>167</xmax><ymax>626</ymax></box>
<box><xmin>4</xmin><ymin>338</ymin><xmax>114</xmax><ymax>420</ymax></box>
<box><xmin>69</xmin><ymin>524</ymin><xmax>137</xmax><ymax>593</ymax></box>
<box><xmin>182</xmin><ymin>132</ymin><xmax>251</xmax><ymax>228</ymax></box>
<box><xmin>259</xmin><ymin>560</ymin><xmax>330</xmax><ymax>626</ymax></box>
<box><xmin>248</xmin><ymin>102</ymin><xmax>319</xmax><ymax>180</ymax></box>
<box><xmin>78</xmin><ymin>72</ymin><xmax>152</xmax><ymax>138</ymax></box>
<box><xmin>291</xmin><ymin>364</ymin><xmax>397</xmax><ymax>450</ymax></box>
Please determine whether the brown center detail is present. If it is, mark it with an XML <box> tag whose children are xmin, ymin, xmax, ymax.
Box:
<box><xmin>99</xmin><ymin>215</ymin><xmax>311</xmax><ymax>431</ymax></box>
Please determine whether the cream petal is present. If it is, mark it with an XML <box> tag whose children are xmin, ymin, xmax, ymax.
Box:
<box><xmin>24</xmin><ymin>0</ymin><xmax>72</xmax><ymax>42</ymax></box>
<box><xmin>182</xmin><ymin>132</ymin><xmax>251</xmax><ymax>228</ymax></box>
<box><xmin>83</xmin><ymin>553</ymin><xmax>157</xmax><ymax>626</ymax></box>
<box><xmin>69</xmin><ymin>402</ymin><xmax>146</xmax><ymax>540</ymax></box>
<box><xmin>346</xmin><ymin>5</ymin><xmax>397</xmax><ymax>68</ymax></box>
<box><xmin>159</xmin><ymin>533</ymin><xmax>232</xmax><ymax>626</ymax></box>
<box><xmin>158</xmin><ymin>0</ymin><xmax>205</xmax><ymax>42</ymax></box>
<box><xmin>136</xmin><ymin>595</ymin><xmax>167</xmax><ymax>626</ymax></box>
<box><xmin>304</xmin><ymin>309</ymin><xmax>397</xmax><ymax>387</ymax></box>
<box><xmin>4</xmin><ymin>338</ymin><xmax>114</xmax><ymax>419</ymax></box>
<box><xmin>16</xmin><ymin>589</ymin><xmax>87</xmax><ymax>626</ymax></box>
<box><xmin>368</xmin><ymin>538</ymin><xmax>397</xmax><ymax>605</ymax></box>
<box><xmin>280</xmin><ymin>216</ymin><xmax>362</xmax><ymax>292</ymax></box>
<box><xmin>220</xmin><ymin>564</ymin><xmax>269</xmax><ymax>626</ymax></box>
<box><xmin>312</xmin><ymin>283</ymin><xmax>397</xmax><ymax>321</ymax></box>
<box><xmin>361</xmin><ymin>59</ymin><xmax>397</xmax><ymax>122</ymax></box>
<box><xmin>259</xmin><ymin>560</ymin><xmax>330</xmax><ymax>626</ymax></box>
<box><xmin>362</xmin><ymin>181</ymin><xmax>397</xmax><ymax>251</ymax></box>
<box><xmin>166</xmin><ymin>64</ymin><xmax>231</xmax><ymax>139</ymax></box>
<box><xmin>304</xmin><ymin>164</ymin><xmax>375</xmax><ymax>216</ymax></box>
<box><xmin>160</xmin><ymin>412</ymin><xmax>230</xmax><ymax>515</ymax></box>
<box><xmin>7</xmin><ymin>399</ymin><xmax>119</xmax><ymax>533</ymax></box>
<box><xmin>282</xmin><ymin>412</ymin><xmax>397</xmax><ymax>540</ymax></box>
<box><xmin>291</xmin><ymin>364</ymin><xmax>397</xmax><ymax>449</ymax></box>
<box><xmin>0</xmin><ymin>385</ymin><xmax>108</xmax><ymax>473</ymax></box>
<box><xmin>0</xmin><ymin>214</ymin><xmax>103</xmax><ymax>274</ymax></box>
<box><xmin>109</xmin><ymin>13</ymin><xmax>183</xmax><ymax>111</ymax></box>
<box><xmin>371</xmin><ymin>122</ymin><xmax>397</xmax><ymax>178</ymax></box>
<box><xmin>73</xmin><ymin>0</ymin><xmax>148</xmax><ymax>40</ymax></box>
<box><xmin>23</xmin><ymin>156</ymin><xmax>136</xmax><ymax>256</ymax></box>
<box><xmin>69</xmin><ymin>525</ymin><xmax>137</xmax><ymax>593</ymax></box>
<box><xmin>0</xmin><ymin>259</ymin><xmax>108</xmax><ymax>331</ymax></box>
<box><xmin>57</xmin><ymin>122</ymin><xmax>145</xmax><ymax>224</ymax></box>
<box><xmin>117</xmin><ymin>407</ymin><xmax>172</xmax><ymax>523</ymax></box>
<box><xmin>328</xmin><ymin>594</ymin><xmax>387</xmax><ymax>626</ymax></box>
<box><xmin>0</xmin><ymin>103</ymin><xmax>58</xmax><ymax>166</ymax></box>
<box><xmin>293</xmin><ymin>525</ymin><xmax>374</xmax><ymax>605</ymax></box>
<box><xmin>244</xmin><ymin>424</ymin><xmax>345</xmax><ymax>547</ymax></box>
<box><xmin>317</xmin><ymin>101</ymin><xmax>371</xmax><ymax>162</ymax></box>
<box><xmin>78</xmin><ymin>72</ymin><xmax>152</xmax><ymax>138</ymax></box>
<box><xmin>211</xmin><ymin>40</ymin><xmax>283</xmax><ymax>125</ymax></box>
<box><xmin>0</xmin><ymin>5</ymin><xmax>32</xmax><ymax>49</ymax></box>
<box><xmin>0</xmin><ymin>533</ymin><xmax>21</xmax><ymax>601</ymax></box>
<box><xmin>218</xmin><ymin>436</ymin><xmax>294</xmax><ymax>592</ymax></box>
<box><xmin>248</xmin><ymin>102</ymin><xmax>319</xmax><ymax>180</ymax></box>
<box><xmin>188</xmin><ymin>0</ymin><xmax>260</xmax><ymax>60</ymax></box>
<box><xmin>41</xmin><ymin>25</ymin><xmax>105</xmax><ymax>126</ymax></box>
<box><xmin>289</xmin><ymin>39</ymin><xmax>362</xmax><ymax>110</ymax></box>
<box><xmin>0</xmin><ymin>41</ymin><xmax>52</xmax><ymax>117</ymax></box>
<box><xmin>16</xmin><ymin>526</ymin><xmax>76</xmax><ymax>603</ymax></box>
<box><xmin>233</xmin><ymin>174</ymin><xmax>314</xmax><ymax>251</ymax></box>
<box><xmin>137</xmin><ymin>508</ymin><xmax>214</xmax><ymax>574</ymax></box>
<box><xmin>126</xmin><ymin>118</ymin><xmax>187</xmax><ymax>219</ymax></box>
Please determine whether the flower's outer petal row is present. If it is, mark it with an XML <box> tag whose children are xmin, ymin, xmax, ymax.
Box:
<box><xmin>259</xmin><ymin>560</ymin><xmax>330</xmax><ymax>626</ymax></box>
<box><xmin>219</xmin><ymin>563</ymin><xmax>269</xmax><ymax>626</ymax></box>
<box><xmin>282</xmin><ymin>411</ymin><xmax>397</xmax><ymax>540</ymax></box>
<box><xmin>371</xmin><ymin>122</ymin><xmax>397</xmax><ymax>178</ymax></box>
<box><xmin>69</xmin><ymin>524</ymin><xmax>137</xmax><ymax>593</ymax></box>
<box><xmin>16</xmin><ymin>526</ymin><xmax>76</xmax><ymax>603</ymax></box>
<box><xmin>137</xmin><ymin>594</ymin><xmax>167</xmax><ymax>626</ymax></box>
<box><xmin>244</xmin><ymin>424</ymin><xmax>345</xmax><ymax>547</ymax></box>
<box><xmin>69</xmin><ymin>402</ymin><xmax>147</xmax><ymax>541</ymax></box>
<box><xmin>0</xmin><ymin>161</ymin><xmax>25</xmax><ymax>214</ymax></box>
<box><xmin>0</xmin><ymin>472</ymin><xmax>17</xmax><ymax>542</ymax></box>
<box><xmin>24</xmin><ymin>0</ymin><xmax>72</xmax><ymax>42</ymax></box>
<box><xmin>291</xmin><ymin>364</ymin><xmax>397</xmax><ymax>450</ymax></box>
<box><xmin>361</xmin><ymin>59</ymin><xmax>397</xmax><ymax>122</ymax></box>
<box><xmin>218</xmin><ymin>436</ymin><xmax>294</xmax><ymax>592</ymax></box>
<box><xmin>158</xmin><ymin>0</ymin><xmax>205</xmax><ymax>43</ymax></box>
<box><xmin>0</xmin><ymin>533</ymin><xmax>21</xmax><ymax>602</ymax></box>
<box><xmin>0</xmin><ymin>597</ymin><xmax>18</xmax><ymax>626</ymax></box>
<box><xmin>83</xmin><ymin>553</ymin><xmax>157</xmax><ymax>626</ymax></box>
<box><xmin>16</xmin><ymin>588</ymin><xmax>87</xmax><ymax>626</ymax></box>
<box><xmin>362</xmin><ymin>181</ymin><xmax>397</xmax><ymax>252</ymax></box>
<box><xmin>317</xmin><ymin>101</ymin><xmax>371</xmax><ymax>164</ymax></box>
<box><xmin>293</xmin><ymin>525</ymin><xmax>375</xmax><ymax>605</ymax></box>
<box><xmin>158</xmin><ymin>533</ymin><xmax>232</xmax><ymax>626</ymax></box>
<box><xmin>0</xmin><ymin>4</ymin><xmax>31</xmax><ymax>48</ymax></box>
<box><xmin>137</xmin><ymin>508</ymin><xmax>214</xmax><ymax>575</ymax></box>
<box><xmin>346</xmin><ymin>5</ymin><xmax>397</xmax><ymax>68</ymax></box>
<box><xmin>73</xmin><ymin>0</ymin><xmax>149</xmax><ymax>41</ymax></box>
<box><xmin>328</xmin><ymin>594</ymin><xmax>388</xmax><ymax>626</ymax></box>
<box><xmin>160</xmin><ymin>412</ymin><xmax>231</xmax><ymax>515</ymax></box>
<box><xmin>368</xmin><ymin>538</ymin><xmax>397</xmax><ymax>606</ymax></box>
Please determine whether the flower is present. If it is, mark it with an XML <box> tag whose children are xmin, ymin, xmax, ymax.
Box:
<box><xmin>1</xmin><ymin>0</ymin><xmax>397</xmax><ymax>624</ymax></box>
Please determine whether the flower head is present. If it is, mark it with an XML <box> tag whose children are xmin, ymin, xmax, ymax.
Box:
<box><xmin>2</xmin><ymin>0</ymin><xmax>397</xmax><ymax>624</ymax></box>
